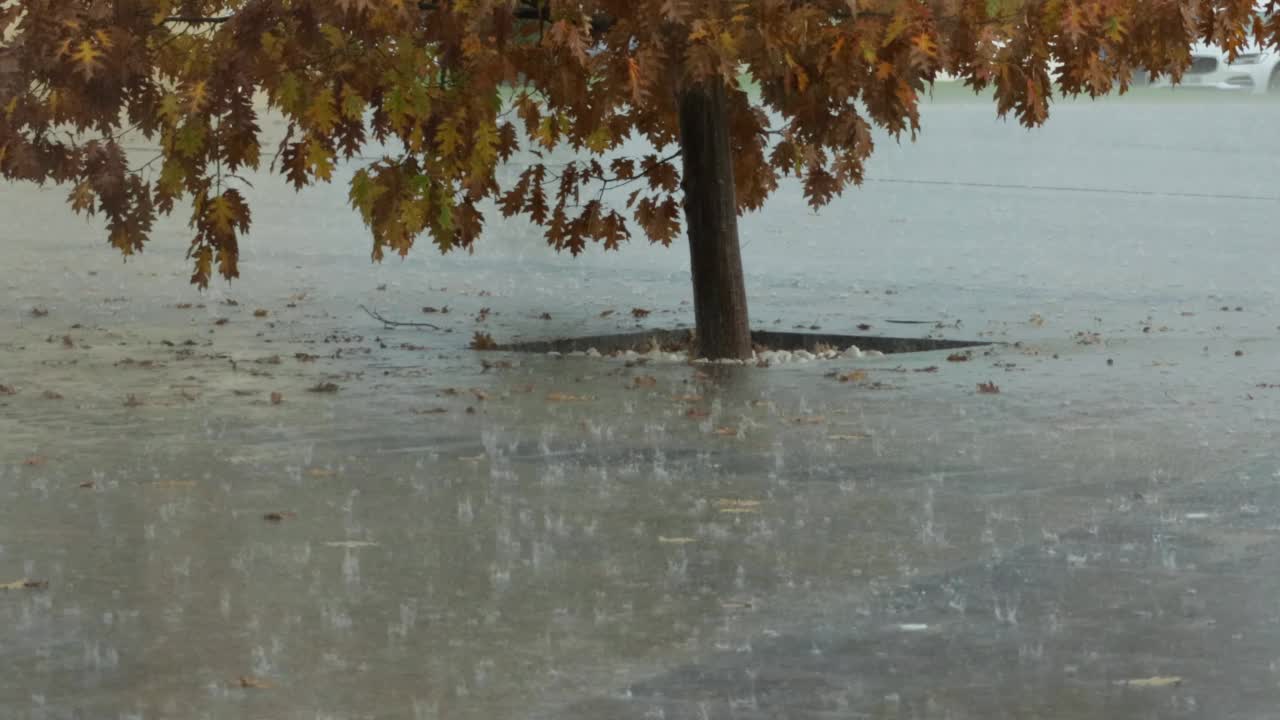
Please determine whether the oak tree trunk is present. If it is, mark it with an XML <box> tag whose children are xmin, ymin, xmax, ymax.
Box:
<box><xmin>676</xmin><ymin>79</ymin><xmax>752</xmax><ymax>361</ymax></box>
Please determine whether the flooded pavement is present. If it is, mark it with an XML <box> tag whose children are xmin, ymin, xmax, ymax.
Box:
<box><xmin>3</xmin><ymin>95</ymin><xmax>1280</xmax><ymax>719</ymax></box>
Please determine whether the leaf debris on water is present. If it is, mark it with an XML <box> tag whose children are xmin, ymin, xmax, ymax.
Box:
<box><xmin>470</xmin><ymin>331</ymin><xmax>498</xmax><ymax>350</ymax></box>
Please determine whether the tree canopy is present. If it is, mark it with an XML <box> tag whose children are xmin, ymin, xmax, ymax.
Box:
<box><xmin>1</xmin><ymin>0</ymin><xmax>1276</xmax><ymax>287</ymax></box>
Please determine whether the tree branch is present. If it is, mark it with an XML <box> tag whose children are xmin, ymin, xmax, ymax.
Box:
<box><xmin>359</xmin><ymin>304</ymin><xmax>443</xmax><ymax>331</ymax></box>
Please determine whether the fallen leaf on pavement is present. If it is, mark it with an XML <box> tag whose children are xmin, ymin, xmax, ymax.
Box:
<box><xmin>631</xmin><ymin>308</ymin><xmax>651</xmax><ymax>318</ymax></box>
<box><xmin>977</xmin><ymin>381</ymin><xmax>1001</xmax><ymax>394</ymax></box>
<box><xmin>253</xmin><ymin>309</ymin><xmax>269</xmax><ymax>318</ymax></box>
<box><xmin>946</xmin><ymin>352</ymin><xmax>971</xmax><ymax>362</ymax></box>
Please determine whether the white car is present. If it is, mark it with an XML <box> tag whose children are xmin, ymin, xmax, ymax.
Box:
<box><xmin>1149</xmin><ymin>41</ymin><xmax>1280</xmax><ymax>94</ymax></box>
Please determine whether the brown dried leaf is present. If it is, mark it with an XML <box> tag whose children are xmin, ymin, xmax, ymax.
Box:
<box><xmin>238</xmin><ymin>675</ymin><xmax>272</xmax><ymax>689</ymax></box>
<box><xmin>470</xmin><ymin>332</ymin><xmax>498</xmax><ymax>351</ymax></box>
<box><xmin>946</xmin><ymin>352</ymin><xmax>971</xmax><ymax>362</ymax></box>
<box><xmin>270</xmin><ymin>392</ymin><xmax>284</xmax><ymax>405</ymax></box>
<box><xmin>253</xmin><ymin>308</ymin><xmax>269</xmax><ymax>318</ymax></box>
<box><xmin>631</xmin><ymin>308</ymin><xmax>651</xmax><ymax>319</ymax></box>
<box><xmin>977</xmin><ymin>381</ymin><xmax>1001</xmax><ymax>394</ymax></box>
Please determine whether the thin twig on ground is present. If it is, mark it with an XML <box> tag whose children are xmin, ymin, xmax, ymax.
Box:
<box><xmin>359</xmin><ymin>305</ymin><xmax>443</xmax><ymax>331</ymax></box>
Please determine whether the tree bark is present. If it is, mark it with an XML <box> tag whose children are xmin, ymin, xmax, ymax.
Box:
<box><xmin>677</xmin><ymin>79</ymin><xmax>752</xmax><ymax>360</ymax></box>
